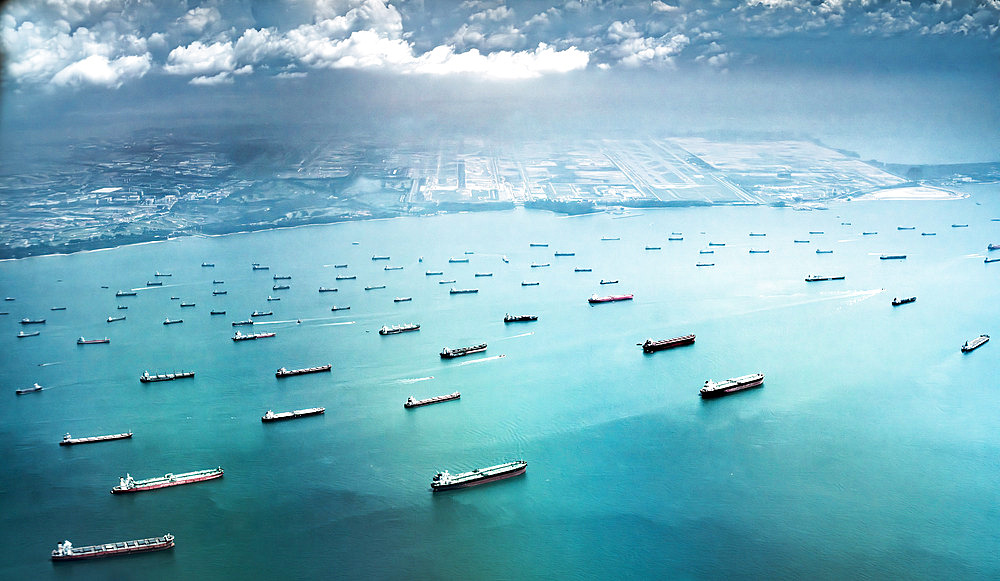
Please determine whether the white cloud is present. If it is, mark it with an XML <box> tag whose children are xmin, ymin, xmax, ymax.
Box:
<box><xmin>469</xmin><ymin>6</ymin><xmax>513</xmax><ymax>22</ymax></box>
<box><xmin>50</xmin><ymin>53</ymin><xmax>151</xmax><ymax>87</ymax></box>
<box><xmin>190</xmin><ymin>71</ymin><xmax>233</xmax><ymax>86</ymax></box>
<box><xmin>164</xmin><ymin>41</ymin><xmax>236</xmax><ymax>76</ymax></box>
<box><xmin>410</xmin><ymin>42</ymin><xmax>589</xmax><ymax>79</ymax></box>
<box><xmin>651</xmin><ymin>1</ymin><xmax>680</xmax><ymax>13</ymax></box>
<box><xmin>181</xmin><ymin>6</ymin><xmax>222</xmax><ymax>35</ymax></box>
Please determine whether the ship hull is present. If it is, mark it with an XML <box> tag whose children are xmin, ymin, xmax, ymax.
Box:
<box><xmin>431</xmin><ymin>465</ymin><xmax>526</xmax><ymax>491</ymax></box>
<box><xmin>700</xmin><ymin>376</ymin><xmax>764</xmax><ymax>399</ymax></box>
<box><xmin>111</xmin><ymin>470</ymin><xmax>223</xmax><ymax>493</ymax></box>
<box><xmin>52</xmin><ymin>536</ymin><xmax>174</xmax><ymax>561</ymax></box>
<box><xmin>61</xmin><ymin>433</ymin><xmax>132</xmax><ymax>445</ymax></box>
<box><xmin>276</xmin><ymin>365</ymin><xmax>332</xmax><ymax>377</ymax></box>
<box><xmin>261</xmin><ymin>408</ymin><xmax>325</xmax><ymax>422</ymax></box>
<box><xmin>440</xmin><ymin>345</ymin><xmax>487</xmax><ymax>358</ymax></box>
<box><xmin>405</xmin><ymin>393</ymin><xmax>460</xmax><ymax>408</ymax></box>
<box><xmin>642</xmin><ymin>335</ymin><xmax>695</xmax><ymax>353</ymax></box>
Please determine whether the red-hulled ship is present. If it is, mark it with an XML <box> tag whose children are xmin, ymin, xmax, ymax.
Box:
<box><xmin>51</xmin><ymin>533</ymin><xmax>174</xmax><ymax>561</ymax></box>
<box><xmin>641</xmin><ymin>334</ymin><xmax>695</xmax><ymax>353</ymax></box>
<box><xmin>588</xmin><ymin>293</ymin><xmax>633</xmax><ymax>304</ymax></box>
<box><xmin>110</xmin><ymin>468</ymin><xmax>223</xmax><ymax>493</ymax></box>
<box><xmin>700</xmin><ymin>373</ymin><xmax>764</xmax><ymax>399</ymax></box>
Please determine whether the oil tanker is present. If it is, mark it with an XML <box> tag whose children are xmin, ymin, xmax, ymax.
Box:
<box><xmin>431</xmin><ymin>460</ymin><xmax>527</xmax><ymax>492</ymax></box>
<box><xmin>640</xmin><ymin>334</ymin><xmax>695</xmax><ymax>353</ymax></box>
<box><xmin>700</xmin><ymin>373</ymin><xmax>764</xmax><ymax>399</ymax></box>
<box><xmin>110</xmin><ymin>467</ymin><xmax>223</xmax><ymax>493</ymax></box>
<box><xmin>51</xmin><ymin>533</ymin><xmax>174</xmax><ymax>561</ymax></box>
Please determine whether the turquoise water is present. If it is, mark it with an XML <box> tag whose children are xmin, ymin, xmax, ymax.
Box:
<box><xmin>2</xmin><ymin>190</ymin><xmax>999</xmax><ymax>580</ymax></box>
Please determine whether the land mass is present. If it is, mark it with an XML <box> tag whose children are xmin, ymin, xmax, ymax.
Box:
<box><xmin>1</xmin><ymin>134</ymin><xmax>996</xmax><ymax>259</ymax></box>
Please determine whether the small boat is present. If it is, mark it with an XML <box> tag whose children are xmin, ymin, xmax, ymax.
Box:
<box><xmin>272</xmin><ymin>285</ymin><xmax>290</xmax><ymax>290</ymax></box>
<box><xmin>251</xmin><ymin>310</ymin><xmax>272</xmax><ymax>317</ymax></box>
<box><xmin>438</xmin><ymin>280</ymin><xmax>456</xmax><ymax>284</ymax></box>
<box><xmin>261</xmin><ymin>408</ymin><xmax>325</xmax><ymax>422</ymax></box>
<box><xmin>816</xmin><ymin>249</ymin><xmax>833</xmax><ymax>254</ymax></box>
<box><xmin>50</xmin><ymin>306</ymin><xmax>67</xmax><ymax>311</ymax></box>
<box><xmin>530</xmin><ymin>263</ymin><xmax>550</xmax><ymax>268</ymax></box>
<box><xmin>170</xmin><ymin>297</ymin><xmax>179</xmax><ymax>300</ymax></box>
<box><xmin>394</xmin><ymin>297</ymin><xmax>413</xmax><ymax>302</ymax></box>
<box><xmin>202</xmin><ymin>262</ymin><xmax>214</xmax><ymax>267</ymax></box>
<box><xmin>504</xmin><ymin>314</ymin><xmax>537</xmax><ymax>323</ymax></box>
<box><xmin>20</xmin><ymin>318</ymin><xmax>46</xmax><ymax>324</ymax></box>
<box><xmin>180</xmin><ymin>302</ymin><xmax>195</xmax><ymax>307</ymax></box>
<box><xmin>318</xmin><ymin>287</ymin><xmax>338</xmax><ymax>292</ymax></box>
<box><xmin>232</xmin><ymin>331</ymin><xmax>275</xmax><ymax>341</ymax></box>
<box><xmin>749</xmin><ymin>249</ymin><xmax>769</xmax><ymax>254</ymax></box>
<box><xmin>330</xmin><ymin>306</ymin><xmax>350</xmax><ymax>311</ymax></box>
<box><xmin>425</xmin><ymin>271</ymin><xmax>443</xmax><ymax>276</ymax></box>
<box><xmin>554</xmin><ymin>252</ymin><xmax>575</xmax><ymax>257</ymax></box>
<box><xmin>16</xmin><ymin>383</ymin><xmax>43</xmax><ymax>395</ymax></box>
<box><xmin>116</xmin><ymin>290</ymin><xmax>137</xmax><ymax>297</ymax></box>
<box><xmin>3</xmin><ymin>297</ymin><xmax>13</xmax><ymax>301</ymax></box>
<box><xmin>475</xmin><ymin>273</ymin><xmax>493</xmax><ymax>277</ymax></box>
<box><xmin>140</xmin><ymin>371</ymin><xmax>194</xmax><ymax>383</ymax></box>
<box><xmin>365</xmin><ymin>285</ymin><xmax>386</xmax><ymax>290</ymax></box>
<box><xmin>464</xmin><ymin>251</ymin><xmax>474</xmax><ymax>255</ymax></box>
<box><xmin>379</xmin><ymin>324</ymin><xmax>420</xmax><ymax>335</ymax></box>
<box><xmin>891</xmin><ymin>296</ymin><xmax>916</xmax><ymax>306</ymax></box>
<box><xmin>163</xmin><ymin>319</ymin><xmax>182</xmax><ymax>325</ymax></box>
<box><xmin>154</xmin><ymin>272</ymin><xmax>172</xmax><ymax>277</ymax></box>
<box><xmin>951</xmin><ymin>224</ymin><xmax>968</xmax><ymax>228</ymax></box>
<box><xmin>273</xmin><ymin>275</ymin><xmax>291</xmax><ymax>280</ymax></box>
<box><xmin>449</xmin><ymin>288</ymin><xmax>478</xmax><ymax>294</ymax></box>
<box><xmin>501</xmin><ymin>256</ymin><xmax>509</xmax><ymax>263</ymax></box>
<box><xmin>589</xmin><ymin>294</ymin><xmax>633</xmax><ymax>304</ymax></box>
<box><xmin>266</xmin><ymin>296</ymin><xmax>280</xmax><ymax>301</ymax></box>
<box><xmin>334</xmin><ymin>264</ymin><xmax>348</xmax><ymax>268</ymax></box>
<box><xmin>76</xmin><ymin>337</ymin><xmax>111</xmax><ymax>346</ymax></box>
<box><xmin>961</xmin><ymin>334</ymin><xmax>989</xmax><ymax>353</ymax></box>
<box><xmin>880</xmin><ymin>255</ymin><xmax>906</xmax><ymax>260</ymax></box>
<box><xmin>521</xmin><ymin>281</ymin><xmax>540</xmax><ymax>286</ymax></box>
<box><xmin>529</xmin><ymin>243</ymin><xmax>548</xmax><ymax>247</ymax></box>
<box><xmin>405</xmin><ymin>392</ymin><xmax>460</xmax><ymax>408</ymax></box>
<box><xmin>232</xmin><ymin>319</ymin><xmax>254</xmax><ymax>326</ymax></box>
<box><xmin>17</xmin><ymin>331</ymin><xmax>39</xmax><ymax>337</ymax></box>
<box><xmin>60</xmin><ymin>432</ymin><xmax>132</xmax><ymax>446</ymax></box>
<box><xmin>276</xmin><ymin>364</ymin><xmax>332</xmax><ymax>378</ymax></box>
<box><xmin>644</xmin><ymin>246</ymin><xmax>661</xmax><ymax>250</ymax></box>
<box><xmin>145</xmin><ymin>281</ymin><xmax>163</xmax><ymax>286</ymax></box>
<box><xmin>213</xmin><ymin>290</ymin><xmax>227</xmax><ymax>295</ymax></box>
<box><xmin>385</xmin><ymin>266</ymin><xmax>403</xmax><ymax>271</ymax></box>
<box><xmin>574</xmin><ymin>268</ymin><xmax>592</xmax><ymax>272</ymax></box>
<box><xmin>841</xmin><ymin>222</ymin><xmax>851</xmax><ymax>226</ymax></box>
<box><xmin>210</xmin><ymin>310</ymin><xmax>226</xmax><ymax>315</ymax></box>
<box><xmin>371</xmin><ymin>255</ymin><xmax>390</xmax><ymax>261</ymax></box>
<box><xmin>107</xmin><ymin>316</ymin><xmax>126</xmax><ymax>322</ymax></box>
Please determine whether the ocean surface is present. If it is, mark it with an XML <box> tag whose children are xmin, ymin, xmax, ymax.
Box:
<box><xmin>2</xmin><ymin>188</ymin><xmax>999</xmax><ymax>580</ymax></box>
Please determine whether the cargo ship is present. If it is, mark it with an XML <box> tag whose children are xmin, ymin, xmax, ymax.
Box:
<box><xmin>897</xmin><ymin>226</ymin><xmax>915</xmax><ymax>230</ymax></box>
<box><xmin>589</xmin><ymin>293</ymin><xmax>633</xmax><ymax>304</ymax></box>
<box><xmin>601</xmin><ymin>236</ymin><xmax>620</xmax><ymax>241</ymax></box>
<box><xmin>318</xmin><ymin>287</ymin><xmax>338</xmax><ymax>292</ymax></box>
<box><xmin>863</xmin><ymin>232</ymin><xmax>877</xmax><ymax>235</ymax></box>
<box><xmin>439</xmin><ymin>280</ymin><xmax>456</xmax><ymax>284</ymax></box>
<box><xmin>530</xmin><ymin>263</ymin><xmax>550</xmax><ymax>268</ymax></box>
<box><xmin>988</xmin><ymin>244</ymin><xmax>1000</xmax><ymax>251</ymax></box>
<box><xmin>202</xmin><ymin>262</ymin><xmax>214</xmax><ymax>267</ymax></box>
<box><xmin>334</xmin><ymin>264</ymin><xmax>348</xmax><ymax>268</ymax></box>
<box><xmin>273</xmin><ymin>275</ymin><xmax>291</xmax><ymax>280</ymax></box>
<box><xmin>425</xmin><ymin>271</ymin><xmax>443</xmax><ymax>276</ymax></box>
<box><xmin>529</xmin><ymin>243</ymin><xmax>548</xmax><ymax>247</ymax></box>
<box><xmin>251</xmin><ymin>310</ymin><xmax>272</xmax><ymax>317</ymax></box>
<box><xmin>51</xmin><ymin>533</ymin><xmax>174</xmax><ymax>561</ymax></box>
<box><xmin>805</xmin><ymin>275</ymin><xmax>845</xmax><ymax>281</ymax></box>
<box><xmin>77</xmin><ymin>337</ymin><xmax>110</xmax><ymax>345</ymax></box>
<box><xmin>140</xmin><ymin>371</ymin><xmax>194</xmax><ymax>383</ymax></box>
<box><xmin>793</xmin><ymin>240</ymin><xmax>810</xmax><ymax>243</ymax></box>
<box><xmin>985</xmin><ymin>258</ymin><xmax>1000</xmax><ymax>264</ymax></box>
<box><xmin>145</xmin><ymin>281</ymin><xmax>162</xmax><ymax>286</ymax></box>
<box><xmin>809</xmin><ymin>231</ymin><xmax>824</xmax><ymax>235</ymax></box>
<box><xmin>574</xmin><ymin>268</ymin><xmax>592</xmax><ymax>272</ymax></box>
<box><xmin>668</xmin><ymin>236</ymin><xmax>683</xmax><ymax>241</ymax></box>
<box><xmin>700</xmin><ymin>373</ymin><xmax>765</xmax><ymax>399</ymax></box>
<box><xmin>449</xmin><ymin>288</ymin><xmax>478</xmax><ymax>294</ymax></box>
<box><xmin>379</xmin><ymin>323</ymin><xmax>420</xmax><ymax>335</ymax></box>
<box><xmin>816</xmin><ymin>249</ymin><xmax>833</xmax><ymax>254</ymax></box>
<box><xmin>641</xmin><ymin>334</ymin><xmax>695</xmax><ymax>353</ymax></box>
<box><xmin>60</xmin><ymin>432</ymin><xmax>132</xmax><ymax>446</ymax></box>
<box><xmin>163</xmin><ymin>319</ymin><xmax>182</xmax><ymax>325</ymax></box>
<box><xmin>20</xmin><ymin>318</ymin><xmax>46</xmax><ymax>324</ymax></box>
<box><xmin>749</xmin><ymin>232</ymin><xmax>766</xmax><ymax>236</ymax></box>
<box><xmin>749</xmin><ymin>249</ymin><xmax>769</xmax><ymax>254</ymax></box>
<box><xmin>330</xmin><ymin>305</ymin><xmax>350</xmax><ymax>311</ymax></box>
<box><xmin>431</xmin><ymin>460</ymin><xmax>527</xmax><ymax>492</ymax></box>
<box><xmin>644</xmin><ymin>246</ymin><xmax>661</xmax><ymax>250</ymax></box>
<box><xmin>213</xmin><ymin>290</ymin><xmax>227</xmax><ymax>295</ymax></box>
<box><xmin>372</xmin><ymin>255</ymin><xmax>390</xmax><ymax>261</ymax></box>
<box><xmin>210</xmin><ymin>310</ymin><xmax>226</xmax><ymax>315</ymax></box>
<box><xmin>365</xmin><ymin>285</ymin><xmax>386</xmax><ymax>290</ymax></box>
<box><xmin>336</xmin><ymin>275</ymin><xmax>357</xmax><ymax>280</ymax></box>
<box><xmin>699</xmin><ymin>250</ymin><xmax>714</xmax><ymax>254</ymax></box>
<box><xmin>961</xmin><ymin>335</ymin><xmax>989</xmax><ymax>353</ymax></box>
<box><xmin>276</xmin><ymin>364</ymin><xmax>332</xmax><ymax>378</ymax></box>
<box><xmin>262</xmin><ymin>407</ymin><xmax>325</xmax><ymax>422</ymax></box>
<box><xmin>111</xmin><ymin>468</ymin><xmax>223</xmax><ymax>493</ymax></box>
<box><xmin>213</xmin><ymin>280</ymin><xmax>224</xmax><ymax>284</ymax></box>
<box><xmin>554</xmin><ymin>252</ymin><xmax>575</xmax><ymax>256</ymax></box>
<box><xmin>385</xmin><ymin>266</ymin><xmax>403</xmax><ymax>270</ymax></box>
<box><xmin>266</xmin><ymin>296</ymin><xmax>280</xmax><ymax>301</ymax></box>
<box><xmin>891</xmin><ymin>296</ymin><xmax>916</xmax><ymax>306</ymax></box>
<box><xmin>17</xmin><ymin>331</ymin><xmax>40</xmax><ymax>337</ymax></box>
<box><xmin>708</xmin><ymin>242</ymin><xmax>725</xmax><ymax>247</ymax></box>
<box><xmin>441</xmin><ymin>343</ymin><xmax>487</xmax><ymax>358</ymax></box>
<box><xmin>232</xmin><ymin>331</ymin><xmax>275</xmax><ymax>341</ymax></box>
<box><xmin>695</xmin><ymin>263</ymin><xmax>715</xmax><ymax>267</ymax></box>
<box><xmin>880</xmin><ymin>255</ymin><xmax>906</xmax><ymax>260</ymax></box>
<box><xmin>504</xmin><ymin>314</ymin><xmax>537</xmax><ymax>323</ymax></box>
<box><xmin>154</xmin><ymin>272</ymin><xmax>172</xmax><ymax>277</ymax></box>
<box><xmin>180</xmin><ymin>302</ymin><xmax>195</xmax><ymax>307</ymax></box>
<box><xmin>16</xmin><ymin>383</ymin><xmax>43</xmax><ymax>395</ymax></box>
<box><xmin>475</xmin><ymin>273</ymin><xmax>493</xmax><ymax>277</ymax></box>
<box><xmin>252</xmin><ymin>263</ymin><xmax>269</xmax><ymax>270</ymax></box>
<box><xmin>405</xmin><ymin>392</ymin><xmax>460</xmax><ymax>408</ymax></box>
<box><xmin>521</xmin><ymin>281</ymin><xmax>540</xmax><ymax>286</ymax></box>
<box><xmin>394</xmin><ymin>297</ymin><xmax>412</xmax><ymax>302</ymax></box>
<box><xmin>232</xmin><ymin>319</ymin><xmax>253</xmax><ymax>326</ymax></box>
<box><xmin>951</xmin><ymin>224</ymin><xmax>968</xmax><ymax>228</ymax></box>
<box><xmin>921</xmin><ymin>232</ymin><xmax>936</xmax><ymax>236</ymax></box>
<box><xmin>272</xmin><ymin>285</ymin><xmax>290</xmax><ymax>291</ymax></box>
<box><xmin>600</xmin><ymin>279</ymin><xmax>618</xmax><ymax>285</ymax></box>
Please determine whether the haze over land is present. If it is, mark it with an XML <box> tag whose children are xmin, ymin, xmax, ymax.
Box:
<box><xmin>1</xmin><ymin>1</ymin><xmax>998</xmax><ymax>256</ymax></box>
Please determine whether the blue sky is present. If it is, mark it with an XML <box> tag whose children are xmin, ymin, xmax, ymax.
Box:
<box><xmin>2</xmin><ymin>1</ymin><xmax>998</xmax><ymax>162</ymax></box>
